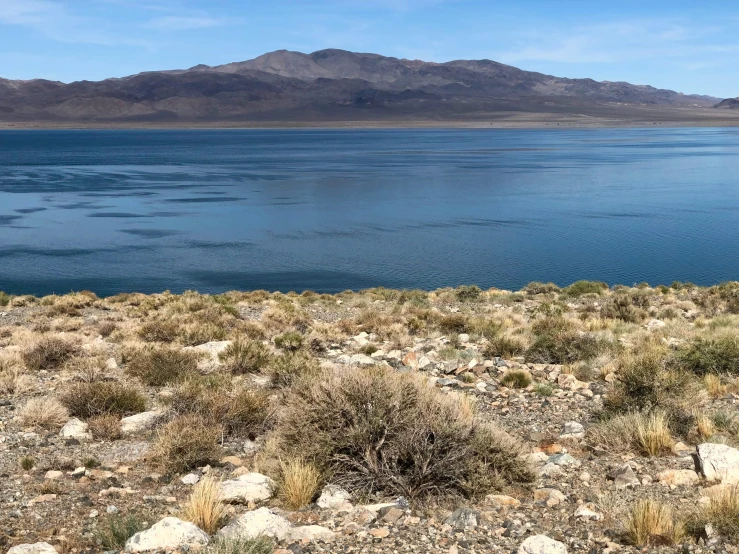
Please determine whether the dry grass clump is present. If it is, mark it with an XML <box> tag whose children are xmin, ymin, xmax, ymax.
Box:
<box><xmin>634</xmin><ymin>411</ymin><xmax>674</xmax><ymax>456</ymax></box>
<box><xmin>590</xmin><ymin>411</ymin><xmax>673</xmax><ymax>456</ymax></box>
<box><xmin>500</xmin><ymin>369</ymin><xmax>532</xmax><ymax>389</ymax></box>
<box><xmin>183</xmin><ymin>476</ymin><xmax>226</xmax><ymax>534</ymax></box>
<box><xmin>483</xmin><ymin>335</ymin><xmax>527</xmax><ymax>359</ymax></box>
<box><xmin>522</xmin><ymin>282</ymin><xmax>561</xmax><ymax>295</ymax></box>
<box><xmin>694</xmin><ymin>410</ymin><xmax>716</xmax><ymax>441</ymax></box>
<box><xmin>693</xmin><ymin>484</ymin><xmax>739</xmax><ymax>541</ymax></box>
<box><xmin>526</xmin><ymin>316</ymin><xmax>613</xmax><ymax>364</ymax></box>
<box><xmin>272</xmin><ymin>365</ymin><xmax>535</xmax><ymax>502</ymax></box>
<box><xmin>60</xmin><ymin>381</ymin><xmax>146</xmax><ymax>419</ymax></box>
<box><xmin>219</xmin><ymin>340</ymin><xmax>271</xmax><ymax>374</ymax></box>
<box><xmin>180</xmin><ymin>323</ymin><xmax>227</xmax><ymax>346</ymax></box>
<box><xmin>625</xmin><ymin>499</ymin><xmax>684</xmax><ymax>547</ymax></box>
<box><xmin>17</xmin><ymin>396</ymin><xmax>69</xmax><ymax>430</ymax></box>
<box><xmin>0</xmin><ymin>359</ymin><xmax>34</xmax><ymax>396</ymax></box>
<box><xmin>151</xmin><ymin>414</ymin><xmax>222</xmax><ymax>474</ymax></box>
<box><xmin>278</xmin><ymin>458</ymin><xmax>321</xmax><ymax>510</ymax></box>
<box><xmin>273</xmin><ymin>331</ymin><xmax>304</xmax><ymax>352</ymax></box>
<box><xmin>88</xmin><ymin>414</ymin><xmax>123</xmax><ymax>441</ymax></box>
<box><xmin>703</xmin><ymin>374</ymin><xmax>728</xmax><ymax>398</ymax></box>
<box><xmin>600</xmin><ymin>294</ymin><xmax>648</xmax><ymax>323</ymax></box>
<box><xmin>23</xmin><ymin>337</ymin><xmax>78</xmax><ymax>370</ymax></box>
<box><xmin>267</xmin><ymin>351</ymin><xmax>321</xmax><ymax>388</ymax></box>
<box><xmin>204</xmin><ymin>538</ymin><xmax>274</xmax><ymax>554</ymax></box>
<box><xmin>126</xmin><ymin>347</ymin><xmax>198</xmax><ymax>386</ymax></box>
<box><xmin>138</xmin><ymin>319</ymin><xmax>181</xmax><ymax>343</ymax></box>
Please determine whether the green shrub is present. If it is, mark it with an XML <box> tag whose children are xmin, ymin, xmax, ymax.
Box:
<box><xmin>204</xmin><ymin>538</ymin><xmax>274</xmax><ymax>554</ymax></box>
<box><xmin>672</xmin><ymin>335</ymin><xmax>739</xmax><ymax>376</ymax></box>
<box><xmin>501</xmin><ymin>370</ymin><xmax>532</xmax><ymax>389</ymax></box>
<box><xmin>484</xmin><ymin>335</ymin><xmax>526</xmax><ymax>358</ymax></box>
<box><xmin>273</xmin><ymin>331</ymin><xmax>304</xmax><ymax>352</ymax></box>
<box><xmin>95</xmin><ymin>514</ymin><xmax>149</xmax><ymax>550</ymax></box>
<box><xmin>126</xmin><ymin>348</ymin><xmax>198</xmax><ymax>386</ymax></box>
<box><xmin>267</xmin><ymin>351</ymin><xmax>322</xmax><ymax>388</ymax></box>
<box><xmin>563</xmin><ymin>280</ymin><xmax>608</xmax><ymax>297</ymax></box>
<box><xmin>535</xmin><ymin>383</ymin><xmax>554</xmax><ymax>396</ymax></box>
<box><xmin>219</xmin><ymin>340</ymin><xmax>271</xmax><ymax>374</ymax></box>
<box><xmin>522</xmin><ymin>282</ymin><xmax>561</xmax><ymax>295</ymax></box>
<box><xmin>0</xmin><ymin>292</ymin><xmax>11</xmax><ymax>306</ymax></box>
<box><xmin>600</xmin><ymin>295</ymin><xmax>648</xmax><ymax>323</ymax></box>
<box><xmin>525</xmin><ymin>317</ymin><xmax>611</xmax><ymax>364</ymax></box>
<box><xmin>272</xmin><ymin>366</ymin><xmax>535</xmax><ymax>502</ymax></box>
<box><xmin>138</xmin><ymin>320</ymin><xmax>181</xmax><ymax>343</ymax></box>
<box><xmin>456</xmin><ymin>285</ymin><xmax>482</xmax><ymax>302</ymax></box>
<box><xmin>60</xmin><ymin>381</ymin><xmax>147</xmax><ymax>419</ymax></box>
<box><xmin>23</xmin><ymin>337</ymin><xmax>78</xmax><ymax>370</ymax></box>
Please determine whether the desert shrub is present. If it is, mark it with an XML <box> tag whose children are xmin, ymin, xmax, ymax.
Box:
<box><xmin>17</xmin><ymin>396</ymin><xmax>69</xmax><ymax>430</ymax></box>
<box><xmin>183</xmin><ymin>476</ymin><xmax>226</xmax><ymax>534</ymax></box>
<box><xmin>535</xmin><ymin>383</ymin><xmax>553</xmax><ymax>396</ymax></box>
<box><xmin>267</xmin><ymin>351</ymin><xmax>321</xmax><ymax>388</ymax></box>
<box><xmin>19</xmin><ymin>455</ymin><xmax>35</xmax><ymax>470</ymax></box>
<box><xmin>500</xmin><ymin>370</ymin><xmax>532</xmax><ymax>389</ymax></box>
<box><xmin>88</xmin><ymin>414</ymin><xmax>123</xmax><ymax>441</ymax></box>
<box><xmin>95</xmin><ymin>514</ymin><xmax>149</xmax><ymax>550</ymax></box>
<box><xmin>525</xmin><ymin>317</ymin><xmax>611</xmax><ymax>364</ymax></box>
<box><xmin>126</xmin><ymin>347</ymin><xmax>198</xmax><ymax>386</ymax></box>
<box><xmin>600</xmin><ymin>295</ymin><xmax>648</xmax><ymax>323</ymax></box>
<box><xmin>61</xmin><ymin>381</ymin><xmax>146</xmax><ymax>419</ymax></box>
<box><xmin>23</xmin><ymin>337</ymin><xmax>78</xmax><ymax>370</ymax></box>
<box><xmin>456</xmin><ymin>285</ymin><xmax>482</xmax><ymax>302</ymax></box>
<box><xmin>138</xmin><ymin>320</ymin><xmax>181</xmax><ymax>343</ymax></box>
<box><xmin>150</xmin><ymin>414</ymin><xmax>222</xmax><ymax>474</ymax></box>
<box><xmin>634</xmin><ymin>411</ymin><xmax>673</xmax><ymax>456</ymax></box>
<box><xmin>483</xmin><ymin>335</ymin><xmax>526</xmax><ymax>358</ymax></box>
<box><xmin>272</xmin><ymin>366</ymin><xmax>534</xmax><ymax>502</ymax></box>
<box><xmin>224</xmin><ymin>388</ymin><xmax>271</xmax><ymax>437</ymax></box>
<box><xmin>98</xmin><ymin>321</ymin><xmax>117</xmax><ymax>338</ymax></box>
<box><xmin>522</xmin><ymin>282</ymin><xmax>561</xmax><ymax>295</ymax></box>
<box><xmin>278</xmin><ymin>458</ymin><xmax>321</xmax><ymax>510</ymax></box>
<box><xmin>0</xmin><ymin>291</ymin><xmax>11</xmax><ymax>306</ymax></box>
<box><xmin>181</xmin><ymin>323</ymin><xmax>227</xmax><ymax>347</ymax></box>
<box><xmin>219</xmin><ymin>340</ymin><xmax>271</xmax><ymax>374</ymax></box>
<box><xmin>625</xmin><ymin>499</ymin><xmax>684</xmax><ymax>547</ymax></box>
<box><xmin>689</xmin><ymin>485</ymin><xmax>739</xmax><ymax>542</ymax></box>
<box><xmin>563</xmin><ymin>280</ymin><xmax>608</xmax><ymax>297</ymax></box>
<box><xmin>273</xmin><ymin>331</ymin><xmax>304</xmax><ymax>352</ymax></box>
<box><xmin>437</xmin><ymin>314</ymin><xmax>470</xmax><ymax>334</ymax></box>
<box><xmin>671</xmin><ymin>334</ymin><xmax>739</xmax><ymax>376</ymax></box>
<box><xmin>589</xmin><ymin>412</ymin><xmax>672</xmax><ymax>455</ymax></box>
<box><xmin>204</xmin><ymin>538</ymin><xmax>274</xmax><ymax>554</ymax></box>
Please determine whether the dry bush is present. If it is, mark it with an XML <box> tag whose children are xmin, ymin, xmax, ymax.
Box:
<box><xmin>483</xmin><ymin>335</ymin><xmax>527</xmax><ymax>358</ymax></box>
<box><xmin>17</xmin><ymin>396</ymin><xmax>69</xmax><ymax>430</ymax></box>
<box><xmin>693</xmin><ymin>484</ymin><xmax>739</xmax><ymax>541</ymax></box>
<box><xmin>278</xmin><ymin>458</ymin><xmax>321</xmax><ymax>510</ymax></box>
<box><xmin>138</xmin><ymin>320</ymin><xmax>181</xmax><ymax>343</ymax></box>
<box><xmin>88</xmin><ymin>414</ymin><xmax>123</xmax><ymax>441</ymax></box>
<box><xmin>60</xmin><ymin>381</ymin><xmax>146</xmax><ymax>419</ymax></box>
<box><xmin>590</xmin><ymin>411</ymin><xmax>672</xmax><ymax>456</ymax></box>
<box><xmin>437</xmin><ymin>314</ymin><xmax>470</xmax><ymax>334</ymax></box>
<box><xmin>694</xmin><ymin>411</ymin><xmax>716</xmax><ymax>441</ymax></box>
<box><xmin>151</xmin><ymin>414</ymin><xmax>222</xmax><ymax>474</ymax></box>
<box><xmin>23</xmin><ymin>337</ymin><xmax>78</xmax><ymax>370</ymax></box>
<box><xmin>219</xmin><ymin>340</ymin><xmax>271</xmax><ymax>374</ymax></box>
<box><xmin>180</xmin><ymin>323</ymin><xmax>227</xmax><ymax>347</ymax></box>
<box><xmin>267</xmin><ymin>352</ymin><xmax>321</xmax><ymax>388</ymax></box>
<box><xmin>500</xmin><ymin>369</ymin><xmax>532</xmax><ymax>389</ymax></box>
<box><xmin>261</xmin><ymin>303</ymin><xmax>310</xmax><ymax>333</ymax></box>
<box><xmin>634</xmin><ymin>411</ymin><xmax>673</xmax><ymax>456</ymax></box>
<box><xmin>525</xmin><ymin>317</ymin><xmax>613</xmax><ymax>364</ymax></box>
<box><xmin>704</xmin><ymin>374</ymin><xmax>728</xmax><ymax>398</ymax></box>
<box><xmin>600</xmin><ymin>294</ymin><xmax>648</xmax><ymax>323</ymax></box>
<box><xmin>0</xmin><ymin>360</ymin><xmax>34</xmax><ymax>396</ymax></box>
<box><xmin>273</xmin><ymin>331</ymin><xmax>304</xmax><ymax>352</ymax></box>
<box><xmin>204</xmin><ymin>538</ymin><xmax>274</xmax><ymax>554</ymax></box>
<box><xmin>563</xmin><ymin>280</ymin><xmax>608</xmax><ymax>297</ymax></box>
<box><xmin>183</xmin><ymin>476</ymin><xmax>226</xmax><ymax>534</ymax></box>
<box><xmin>98</xmin><ymin>321</ymin><xmax>117</xmax><ymax>338</ymax></box>
<box><xmin>625</xmin><ymin>499</ymin><xmax>684</xmax><ymax>547</ymax></box>
<box><xmin>272</xmin><ymin>366</ymin><xmax>535</xmax><ymax>502</ymax></box>
<box><xmin>126</xmin><ymin>347</ymin><xmax>198</xmax><ymax>386</ymax></box>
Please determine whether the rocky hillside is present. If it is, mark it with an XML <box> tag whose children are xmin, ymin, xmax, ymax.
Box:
<box><xmin>0</xmin><ymin>49</ymin><xmax>719</xmax><ymax>123</ymax></box>
<box><xmin>2</xmin><ymin>281</ymin><xmax>739</xmax><ymax>553</ymax></box>
<box><xmin>716</xmin><ymin>98</ymin><xmax>739</xmax><ymax>109</ymax></box>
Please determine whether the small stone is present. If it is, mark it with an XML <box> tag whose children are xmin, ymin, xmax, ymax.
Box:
<box><xmin>574</xmin><ymin>503</ymin><xmax>602</xmax><ymax>521</ymax></box>
<box><xmin>59</xmin><ymin>418</ymin><xmax>92</xmax><ymax>440</ymax></box>
<box><xmin>44</xmin><ymin>470</ymin><xmax>64</xmax><ymax>480</ymax></box>
<box><xmin>287</xmin><ymin>525</ymin><xmax>336</xmax><ymax>543</ymax></box>
<box><xmin>369</xmin><ymin>527</ymin><xmax>390</xmax><ymax>539</ymax></box>
<box><xmin>560</xmin><ymin>421</ymin><xmax>585</xmax><ymax>439</ymax></box>
<box><xmin>220</xmin><ymin>473</ymin><xmax>274</xmax><ymax>504</ymax></box>
<box><xmin>534</xmin><ymin>488</ymin><xmax>566</xmax><ymax>507</ymax></box>
<box><xmin>107</xmin><ymin>505</ymin><xmax>119</xmax><ymax>514</ymax></box>
<box><xmin>657</xmin><ymin>469</ymin><xmax>700</xmax><ymax>486</ymax></box>
<box><xmin>444</xmin><ymin>508</ymin><xmax>479</xmax><ymax>530</ymax></box>
<box><xmin>518</xmin><ymin>535</ymin><xmax>567</xmax><ymax>554</ymax></box>
<box><xmin>317</xmin><ymin>485</ymin><xmax>352</xmax><ymax>510</ymax></box>
<box><xmin>608</xmin><ymin>464</ymin><xmax>640</xmax><ymax>488</ymax></box>
<box><xmin>180</xmin><ymin>473</ymin><xmax>200</xmax><ymax>486</ymax></box>
<box><xmin>217</xmin><ymin>507</ymin><xmax>291</xmax><ymax>541</ymax></box>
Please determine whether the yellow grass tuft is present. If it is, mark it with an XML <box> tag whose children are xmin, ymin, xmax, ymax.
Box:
<box><xmin>625</xmin><ymin>498</ymin><xmax>684</xmax><ymax>546</ymax></box>
<box><xmin>278</xmin><ymin>458</ymin><xmax>322</xmax><ymax>510</ymax></box>
<box><xmin>634</xmin><ymin>411</ymin><xmax>673</xmax><ymax>457</ymax></box>
<box><xmin>183</xmin><ymin>475</ymin><xmax>227</xmax><ymax>534</ymax></box>
<box><xmin>17</xmin><ymin>396</ymin><xmax>69</xmax><ymax>430</ymax></box>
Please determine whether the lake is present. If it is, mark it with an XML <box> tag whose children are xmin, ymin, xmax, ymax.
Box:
<box><xmin>1</xmin><ymin>128</ymin><xmax>739</xmax><ymax>296</ymax></box>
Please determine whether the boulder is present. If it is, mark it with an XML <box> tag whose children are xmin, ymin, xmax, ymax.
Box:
<box><xmin>574</xmin><ymin>503</ymin><xmax>603</xmax><ymax>521</ymax></box>
<box><xmin>695</xmin><ymin>443</ymin><xmax>739</xmax><ymax>483</ymax></box>
<box><xmin>124</xmin><ymin>517</ymin><xmax>209</xmax><ymax>553</ymax></box>
<box><xmin>518</xmin><ymin>535</ymin><xmax>567</xmax><ymax>554</ymax></box>
<box><xmin>607</xmin><ymin>464</ymin><xmax>639</xmax><ymax>488</ymax></box>
<box><xmin>657</xmin><ymin>469</ymin><xmax>700</xmax><ymax>486</ymax></box>
<box><xmin>534</xmin><ymin>488</ymin><xmax>566</xmax><ymax>507</ymax></box>
<box><xmin>287</xmin><ymin>525</ymin><xmax>336</xmax><ymax>542</ymax></box>
<box><xmin>559</xmin><ymin>421</ymin><xmax>585</xmax><ymax>440</ymax></box>
<box><xmin>316</xmin><ymin>485</ymin><xmax>352</xmax><ymax>510</ymax></box>
<box><xmin>7</xmin><ymin>543</ymin><xmax>58</xmax><ymax>554</ymax></box>
<box><xmin>120</xmin><ymin>411</ymin><xmax>164</xmax><ymax>434</ymax></box>
<box><xmin>217</xmin><ymin>507</ymin><xmax>291</xmax><ymax>541</ymax></box>
<box><xmin>220</xmin><ymin>473</ymin><xmax>274</xmax><ymax>504</ymax></box>
<box><xmin>59</xmin><ymin>418</ymin><xmax>91</xmax><ymax>440</ymax></box>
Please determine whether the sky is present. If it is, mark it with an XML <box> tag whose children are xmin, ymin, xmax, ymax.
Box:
<box><xmin>1</xmin><ymin>0</ymin><xmax>738</xmax><ymax>98</ymax></box>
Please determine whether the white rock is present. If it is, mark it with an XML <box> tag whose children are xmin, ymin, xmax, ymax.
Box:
<box><xmin>44</xmin><ymin>470</ymin><xmax>64</xmax><ymax>480</ymax></box>
<box><xmin>696</xmin><ymin>443</ymin><xmax>739</xmax><ymax>483</ymax></box>
<box><xmin>59</xmin><ymin>418</ymin><xmax>91</xmax><ymax>440</ymax></box>
<box><xmin>7</xmin><ymin>543</ymin><xmax>58</xmax><ymax>554</ymax></box>
<box><xmin>317</xmin><ymin>485</ymin><xmax>352</xmax><ymax>509</ymax></box>
<box><xmin>185</xmin><ymin>340</ymin><xmax>232</xmax><ymax>371</ymax></box>
<box><xmin>349</xmin><ymin>354</ymin><xmax>375</xmax><ymax>367</ymax></box>
<box><xmin>217</xmin><ymin>507</ymin><xmax>291</xmax><ymax>541</ymax></box>
<box><xmin>120</xmin><ymin>411</ymin><xmax>163</xmax><ymax>434</ymax></box>
<box><xmin>458</xmin><ymin>334</ymin><xmax>470</xmax><ymax>343</ymax></box>
<box><xmin>124</xmin><ymin>517</ymin><xmax>208</xmax><ymax>553</ymax></box>
<box><xmin>574</xmin><ymin>503</ymin><xmax>603</xmax><ymax>521</ymax></box>
<box><xmin>560</xmin><ymin>421</ymin><xmax>585</xmax><ymax>439</ymax></box>
<box><xmin>105</xmin><ymin>358</ymin><xmax>118</xmax><ymax>370</ymax></box>
<box><xmin>645</xmin><ymin>319</ymin><xmax>666</xmax><ymax>331</ymax></box>
<box><xmin>287</xmin><ymin>525</ymin><xmax>336</xmax><ymax>542</ymax></box>
<box><xmin>180</xmin><ymin>473</ymin><xmax>200</xmax><ymax>485</ymax></box>
<box><xmin>518</xmin><ymin>535</ymin><xmax>567</xmax><ymax>554</ymax></box>
<box><xmin>220</xmin><ymin>473</ymin><xmax>274</xmax><ymax>504</ymax></box>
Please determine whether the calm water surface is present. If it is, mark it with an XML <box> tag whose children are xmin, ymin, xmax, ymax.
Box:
<box><xmin>1</xmin><ymin>128</ymin><xmax>738</xmax><ymax>296</ymax></box>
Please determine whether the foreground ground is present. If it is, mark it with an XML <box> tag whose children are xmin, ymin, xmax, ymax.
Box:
<box><xmin>2</xmin><ymin>281</ymin><xmax>739</xmax><ymax>553</ymax></box>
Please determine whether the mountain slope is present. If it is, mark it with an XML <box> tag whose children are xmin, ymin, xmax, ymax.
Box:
<box><xmin>0</xmin><ymin>49</ymin><xmax>724</xmax><ymax>123</ymax></box>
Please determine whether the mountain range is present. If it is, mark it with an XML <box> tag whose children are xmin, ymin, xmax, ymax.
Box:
<box><xmin>0</xmin><ymin>49</ymin><xmax>731</xmax><ymax>125</ymax></box>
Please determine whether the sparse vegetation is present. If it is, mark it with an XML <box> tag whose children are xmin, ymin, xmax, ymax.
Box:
<box><xmin>60</xmin><ymin>381</ymin><xmax>146</xmax><ymax>419</ymax></box>
<box><xmin>278</xmin><ymin>458</ymin><xmax>321</xmax><ymax>510</ymax></box>
<box><xmin>183</xmin><ymin>476</ymin><xmax>226</xmax><ymax>534</ymax></box>
<box><xmin>151</xmin><ymin>414</ymin><xmax>223</xmax><ymax>473</ymax></box>
<box><xmin>500</xmin><ymin>369</ymin><xmax>532</xmax><ymax>389</ymax></box>
<box><xmin>23</xmin><ymin>337</ymin><xmax>78</xmax><ymax>370</ymax></box>
<box><xmin>204</xmin><ymin>538</ymin><xmax>274</xmax><ymax>554</ymax></box>
<box><xmin>95</xmin><ymin>513</ymin><xmax>149</xmax><ymax>550</ymax></box>
<box><xmin>126</xmin><ymin>347</ymin><xmax>198</xmax><ymax>386</ymax></box>
<box><xmin>625</xmin><ymin>499</ymin><xmax>684</xmax><ymax>547</ymax></box>
<box><xmin>219</xmin><ymin>340</ymin><xmax>271</xmax><ymax>374</ymax></box>
<box><xmin>17</xmin><ymin>396</ymin><xmax>69</xmax><ymax>430</ymax></box>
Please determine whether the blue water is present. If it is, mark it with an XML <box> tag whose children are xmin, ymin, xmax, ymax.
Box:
<box><xmin>1</xmin><ymin>128</ymin><xmax>739</xmax><ymax>296</ymax></box>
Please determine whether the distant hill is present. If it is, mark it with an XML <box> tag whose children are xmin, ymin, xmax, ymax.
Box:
<box><xmin>716</xmin><ymin>98</ymin><xmax>739</xmax><ymax>109</ymax></box>
<box><xmin>0</xmin><ymin>49</ymin><xmax>723</xmax><ymax>124</ymax></box>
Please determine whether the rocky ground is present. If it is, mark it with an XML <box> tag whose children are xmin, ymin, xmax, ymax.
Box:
<box><xmin>2</xmin><ymin>282</ymin><xmax>739</xmax><ymax>554</ymax></box>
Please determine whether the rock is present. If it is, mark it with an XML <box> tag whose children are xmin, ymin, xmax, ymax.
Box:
<box><xmin>559</xmin><ymin>421</ymin><xmax>585</xmax><ymax>440</ymax></box>
<box><xmin>185</xmin><ymin>340</ymin><xmax>232</xmax><ymax>371</ymax></box>
<box><xmin>557</xmin><ymin>373</ymin><xmax>587</xmax><ymax>391</ymax></box>
<box><xmin>180</xmin><ymin>473</ymin><xmax>200</xmax><ymax>485</ymax></box>
<box><xmin>287</xmin><ymin>525</ymin><xmax>336</xmax><ymax>542</ymax></box>
<box><xmin>486</xmin><ymin>494</ymin><xmax>520</xmax><ymax>508</ymax></box>
<box><xmin>44</xmin><ymin>470</ymin><xmax>64</xmax><ymax>480</ymax></box>
<box><xmin>695</xmin><ymin>443</ymin><xmax>739</xmax><ymax>483</ymax></box>
<box><xmin>574</xmin><ymin>503</ymin><xmax>603</xmax><ymax>521</ymax></box>
<box><xmin>402</xmin><ymin>351</ymin><xmax>419</xmax><ymax>370</ymax></box>
<box><xmin>59</xmin><ymin>418</ymin><xmax>91</xmax><ymax>440</ymax></box>
<box><xmin>444</xmin><ymin>508</ymin><xmax>479</xmax><ymax>530</ymax></box>
<box><xmin>369</xmin><ymin>528</ymin><xmax>390</xmax><ymax>539</ymax></box>
<box><xmin>220</xmin><ymin>473</ymin><xmax>274</xmax><ymax>504</ymax></box>
<box><xmin>548</xmin><ymin>453</ymin><xmax>579</xmax><ymax>467</ymax></box>
<box><xmin>608</xmin><ymin>464</ymin><xmax>640</xmax><ymax>488</ymax></box>
<box><xmin>379</xmin><ymin>507</ymin><xmax>404</xmax><ymax>524</ymax></box>
<box><xmin>657</xmin><ymin>469</ymin><xmax>700</xmax><ymax>486</ymax></box>
<box><xmin>316</xmin><ymin>485</ymin><xmax>352</xmax><ymax>510</ymax></box>
<box><xmin>349</xmin><ymin>354</ymin><xmax>375</xmax><ymax>367</ymax></box>
<box><xmin>645</xmin><ymin>319</ymin><xmax>666</xmax><ymax>331</ymax></box>
<box><xmin>124</xmin><ymin>517</ymin><xmax>209</xmax><ymax>553</ymax></box>
<box><xmin>120</xmin><ymin>411</ymin><xmax>164</xmax><ymax>434</ymax></box>
<box><xmin>518</xmin><ymin>535</ymin><xmax>567</xmax><ymax>554</ymax></box>
<box><xmin>458</xmin><ymin>333</ymin><xmax>470</xmax><ymax>343</ymax></box>
<box><xmin>534</xmin><ymin>488</ymin><xmax>566</xmax><ymax>507</ymax></box>
<box><xmin>7</xmin><ymin>543</ymin><xmax>58</xmax><ymax>554</ymax></box>
<box><xmin>217</xmin><ymin>507</ymin><xmax>291</xmax><ymax>541</ymax></box>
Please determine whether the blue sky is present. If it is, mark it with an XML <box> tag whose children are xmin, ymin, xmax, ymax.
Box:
<box><xmin>1</xmin><ymin>0</ymin><xmax>738</xmax><ymax>98</ymax></box>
